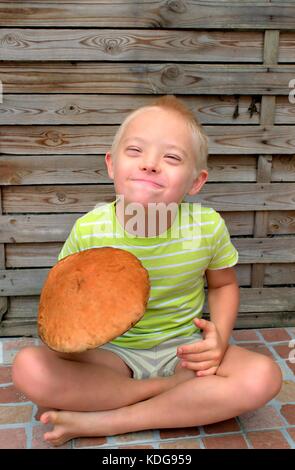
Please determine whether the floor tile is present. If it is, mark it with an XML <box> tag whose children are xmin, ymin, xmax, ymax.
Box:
<box><xmin>246</xmin><ymin>430</ymin><xmax>291</xmax><ymax>449</ymax></box>
<box><xmin>203</xmin><ymin>434</ymin><xmax>248</xmax><ymax>449</ymax></box>
<box><xmin>259</xmin><ymin>329</ymin><xmax>292</xmax><ymax>342</ymax></box>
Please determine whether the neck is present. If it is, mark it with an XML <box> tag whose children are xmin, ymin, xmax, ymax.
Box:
<box><xmin>115</xmin><ymin>198</ymin><xmax>178</xmax><ymax>237</ymax></box>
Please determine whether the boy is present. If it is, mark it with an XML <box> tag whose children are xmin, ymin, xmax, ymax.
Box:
<box><xmin>12</xmin><ymin>96</ymin><xmax>282</xmax><ymax>446</ymax></box>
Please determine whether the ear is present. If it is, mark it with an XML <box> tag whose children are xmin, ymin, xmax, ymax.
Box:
<box><xmin>105</xmin><ymin>152</ymin><xmax>114</xmax><ymax>180</ymax></box>
<box><xmin>187</xmin><ymin>169</ymin><xmax>208</xmax><ymax>196</ymax></box>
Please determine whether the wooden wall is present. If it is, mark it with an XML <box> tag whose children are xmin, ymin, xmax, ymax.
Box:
<box><xmin>0</xmin><ymin>1</ymin><xmax>295</xmax><ymax>336</ymax></box>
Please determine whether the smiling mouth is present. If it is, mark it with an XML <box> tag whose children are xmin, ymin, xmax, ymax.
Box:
<box><xmin>131</xmin><ymin>179</ymin><xmax>164</xmax><ymax>189</ymax></box>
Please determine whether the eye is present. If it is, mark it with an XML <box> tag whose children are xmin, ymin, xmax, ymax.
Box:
<box><xmin>126</xmin><ymin>147</ymin><xmax>141</xmax><ymax>154</ymax></box>
<box><xmin>165</xmin><ymin>154</ymin><xmax>181</xmax><ymax>162</ymax></box>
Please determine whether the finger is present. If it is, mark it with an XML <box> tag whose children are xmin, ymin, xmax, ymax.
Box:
<box><xmin>194</xmin><ymin>317</ymin><xmax>215</xmax><ymax>333</ymax></box>
<box><xmin>181</xmin><ymin>360</ymin><xmax>214</xmax><ymax>371</ymax></box>
<box><xmin>177</xmin><ymin>341</ymin><xmax>209</xmax><ymax>356</ymax></box>
<box><xmin>196</xmin><ymin>367</ymin><xmax>218</xmax><ymax>377</ymax></box>
<box><xmin>178</xmin><ymin>351</ymin><xmax>214</xmax><ymax>363</ymax></box>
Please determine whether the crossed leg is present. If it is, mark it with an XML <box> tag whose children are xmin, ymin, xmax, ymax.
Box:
<box><xmin>37</xmin><ymin>345</ymin><xmax>282</xmax><ymax>446</ymax></box>
<box><xmin>12</xmin><ymin>344</ymin><xmax>195</xmax><ymax>413</ymax></box>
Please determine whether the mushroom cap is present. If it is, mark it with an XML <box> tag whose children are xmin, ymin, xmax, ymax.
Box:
<box><xmin>38</xmin><ymin>247</ymin><xmax>150</xmax><ymax>353</ymax></box>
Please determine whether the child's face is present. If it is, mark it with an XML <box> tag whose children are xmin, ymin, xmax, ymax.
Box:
<box><xmin>105</xmin><ymin>107</ymin><xmax>208</xmax><ymax>207</ymax></box>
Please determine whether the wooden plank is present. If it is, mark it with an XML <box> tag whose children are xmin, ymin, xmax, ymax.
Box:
<box><xmin>7</xmin><ymin>288</ymin><xmax>295</xmax><ymax>322</ymax></box>
<box><xmin>275</xmin><ymin>96</ymin><xmax>295</xmax><ymax>123</ymax></box>
<box><xmin>1</xmin><ymin>63</ymin><xmax>294</xmax><ymax>95</ymax></box>
<box><xmin>6</xmin><ymin>243</ymin><xmax>61</xmax><ymax>268</ymax></box>
<box><xmin>0</xmin><ymin>189</ymin><xmax>8</xmax><ymax>321</ymax></box>
<box><xmin>253</xmin><ymin>31</ymin><xmax>278</xmax><ymax>288</ymax></box>
<box><xmin>0</xmin><ymin>29</ymin><xmax>263</xmax><ymax>62</ymax></box>
<box><xmin>0</xmin><ymin>320</ymin><xmax>37</xmax><ymax>337</ymax></box>
<box><xmin>0</xmin><ymin>268</ymin><xmax>50</xmax><ymax>296</ymax></box>
<box><xmin>2</xmin><ymin>184</ymin><xmax>115</xmax><ymax>213</ymax></box>
<box><xmin>0</xmin><ymin>263</ymin><xmax>294</xmax><ymax>297</ymax></box>
<box><xmin>269</xmin><ymin>211</ymin><xmax>295</xmax><ymax>234</ymax></box>
<box><xmin>256</xmin><ymin>155</ymin><xmax>273</xmax><ymax>184</ymax></box>
<box><xmin>1</xmin><ymin>125</ymin><xmax>295</xmax><ymax>155</ymax></box>
<box><xmin>264</xmin><ymin>30</ymin><xmax>280</xmax><ymax>65</ymax></box>
<box><xmin>0</xmin><ymin>265</ymin><xmax>250</xmax><ymax>296</ymax></box>
<box><xmin>0</xmin><ymin>212</ymin><xmax>253</xmax><ymax>244</ymax></box>
<box><xmin>0</xmin><ymin>155</ymin><xmax>110</xmax><ymax>186</ymax></box>
<box><xmin>3</xmin><ymin>183</ymin><xmax>295</xmax><ymax>213</ymax></box>
<box><xmin>5</xmin><ymin>237</ymin><xmax>295</xmax><ymax>268</ymax></box>
<box><xmin>238</xmin><ymin>236</ymin><xmax>295</xmax><ymax>264</ymax></box>
<box><xmin>0</xmin><ymin>190</ymin><xmax>4</xmax><ymax>268</ymax></box>
<box><xmin>234</xmin><ymin>312</ymin><xmax>295</xmax><ymax>329</ymax></box>
<box><xmin>9</xmin><ymin>296</ymin><xmax>39</xmax><ymax>319</ymax></box>
<box><xmin>279</xmin><ymin>32</ymin><xmax>295</xmax><ymax>63</ymax></box>
<box><xmin>252</xmin><ymin>29</ymin><xmax>279</xmax><ymax>289</ymax></box>
<box><xmin>252</xmin><ymin>155</ymin><xmax>273</xmax><ymax>286</ymax></box>
<box><xmin>254</xmin><ymin>211</ymin><xmax>270</xmax><ymax>238</ymax></box>
<box><xmin>187</xmin><ymin>183</ymin><xmax>295</xmax><ymax>211</ymax></box>
<box><xmin>205</xmin><ymin>287</ymin><xmax>295</xmax><ymax>313</ymax></box>
<box><xmin>0</xmin><ymin>297</ymin><xmax>7</xmax><ymax>319</ymax></box>
<box><xmin>264</xmin><ymin>263</ymin><xmax>295</xmax><ymax>285</ymax></box>
<box><xmin>260</xmin><ymin>97</ymin><xmax>276</xmax><ymax>126</ymax></box>
<box><xmin>0</xmin><ymin>95</ymin><xmax>259</xmax><ymax>125</ymax></box>
<box><xmin>272</xmin><ymin>155</ymin><xmax>295</xmax><ymax>181</ymax></box>
<box><xmin>3</xmin><ymin>312</ymin><xmax>295</xmax><ymax>337</ymax></box>
<box><xmin>0</xmin><ymin>214</ymin><xmax>82</xmax><ymax>243</ymax></box>
<box><xmin>1</xmin><ymin>2</ymin><xmax>293</xmax><ymax>29</ymax></box>
<box><xmin>0</xmin><ymin>154</ymin><xmax>257</xmax><ymax>186</ymax></box>
<box><xmin>4</xmin><ymin>311</ymin><xmax>295</xmax><ymax>337</ymax></box>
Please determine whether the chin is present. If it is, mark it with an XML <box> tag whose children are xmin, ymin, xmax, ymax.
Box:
<box><xmin>126</xmin><ymin>193</ymin><xmax>161</xmax><ymax>207</ymax></box>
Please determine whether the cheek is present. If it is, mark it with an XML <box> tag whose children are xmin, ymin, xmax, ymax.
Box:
<box><xmin>112</xmin><ymin>161</ymin><xmax>128</xmax><ymax>179</ymax></box>
<box><xmin>170</xmin><ymin>169</ymin><xmax>191</xmax><ymax>189</ymax></box>
<box><xmin>112</xmin><ymin>165</ymin><xmax>131</xmax><ymax>192</ymax></box>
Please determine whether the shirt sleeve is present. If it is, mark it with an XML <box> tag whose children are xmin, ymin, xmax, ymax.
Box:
<box><xmin>207</xmin><ymin>211</ymin><xmax>239</xmax><ymax>270</ymax></box>
<box><xmin>58</xmin><ymin>219</ymin><xmax>81</xmax><ymax>261</ymax></box>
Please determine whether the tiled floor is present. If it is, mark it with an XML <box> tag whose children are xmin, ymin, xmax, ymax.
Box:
<box><xmin>0</xmin><ymin>327</ymin><xmax>294</xmax><ymax>449</ymax></box>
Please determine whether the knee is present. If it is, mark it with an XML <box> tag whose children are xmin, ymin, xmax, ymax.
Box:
<box><xmin>12</xmin><ymin>346</ymin><xmax>51</xmax><ymax>403</ymax></box>
<box><xmin>242</xmin><ymin>356</ymin><xmax>283</xmax><ymax>409</ymax></box>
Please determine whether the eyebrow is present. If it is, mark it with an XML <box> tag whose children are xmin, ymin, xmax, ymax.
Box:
<box><xmin>122</xmin><ymin>137</ymin><xmax>188</xmax><ymax>158</ymax></box>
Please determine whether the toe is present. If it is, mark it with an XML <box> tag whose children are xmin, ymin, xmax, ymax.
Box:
<box><xmin>44</xmin><ymin>429</ymin><xmax>73</xmax><ymax>447</ymax></box>
<box><xmin>44</xmin><ymin>431</ymin><xmax>62</xmax><ymax>446</ymax></box>
<box><xmin>40</xmin><ymin>410</ymin><xmax>58</xmax><ymax>425</ymax></box>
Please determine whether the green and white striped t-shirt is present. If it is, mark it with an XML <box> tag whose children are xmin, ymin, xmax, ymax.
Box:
<box><xmin>58</xmin><ymin>200</ymin><xmax>239</xmax><ymax>349</ymax></box>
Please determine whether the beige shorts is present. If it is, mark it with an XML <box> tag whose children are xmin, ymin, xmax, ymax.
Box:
<box><xmin>100</xmin><ymin>332</ymin><xmax>202</xmax><ymax>380</ymax></box>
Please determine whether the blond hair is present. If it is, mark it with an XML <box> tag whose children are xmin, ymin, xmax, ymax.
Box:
<box><xmin>111</xmin><ymin>95</ymin><xmax>208</xmax><ymax>177</ymax></box>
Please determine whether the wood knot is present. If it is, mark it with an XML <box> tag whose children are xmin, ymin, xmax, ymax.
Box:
<box><xmin>56</xmin><ymin>192</ymin><xmax>66</xmax><ymax>202</ymax></box>
<box><xmin>104</xmin><ymin>38</ymin><xmax>121</xmax><ymax>55</ymax></box>
<box><xmin>2</xmin><ymin>33</ymin><xmax>20</xmax><ymax>47</ymax></box>
<box><xmin>167</xmin><ymin>0</ymin><xmax>187</xmax><ymax>14</ymax></box>
<box><xmin>162</xmin><ymin>65</ymin><xmax>180</xmax><ymax>80</ymax></box>
<box><xmin>41</xmin><ymin>130</ymin><xmax>64</xmax><ymax>147</ymax></box>
<box><xmin>61</xmin><ymin>103</ymin><xmax>79</xmax><ymax>115</ymax></box>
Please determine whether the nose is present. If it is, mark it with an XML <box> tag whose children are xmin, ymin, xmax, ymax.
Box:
<box><xmin>139</xmin><ymin>154</ymin><xmax>160</xmax><ymax>173</ymax></box>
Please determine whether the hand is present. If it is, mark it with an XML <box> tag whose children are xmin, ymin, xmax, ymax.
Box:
<box><xmin>177</xmin><ymin>318</ymin><xmax>228</xmax><ymax>377</ymax></box>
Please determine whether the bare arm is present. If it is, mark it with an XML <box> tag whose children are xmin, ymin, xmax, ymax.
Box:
<box><xmin>176</xmin><ymin>266</ymin><xmax>240</xmax><ymax>376</ymax></box>
<box><xmin>205</xmin><ymin>267</ymin><xmax>240</xmax><ymax>348</ymax></box>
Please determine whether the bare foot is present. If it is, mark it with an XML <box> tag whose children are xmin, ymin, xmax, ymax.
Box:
<box><xmin>39</xmin><ymin>369</ymin><xmax>196</xmax><ymax>446</ymax></box>
<box><xmin>40</xmin><ymin>410</ymin><xmax>112</xmax><ymax>446</ymax></box>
